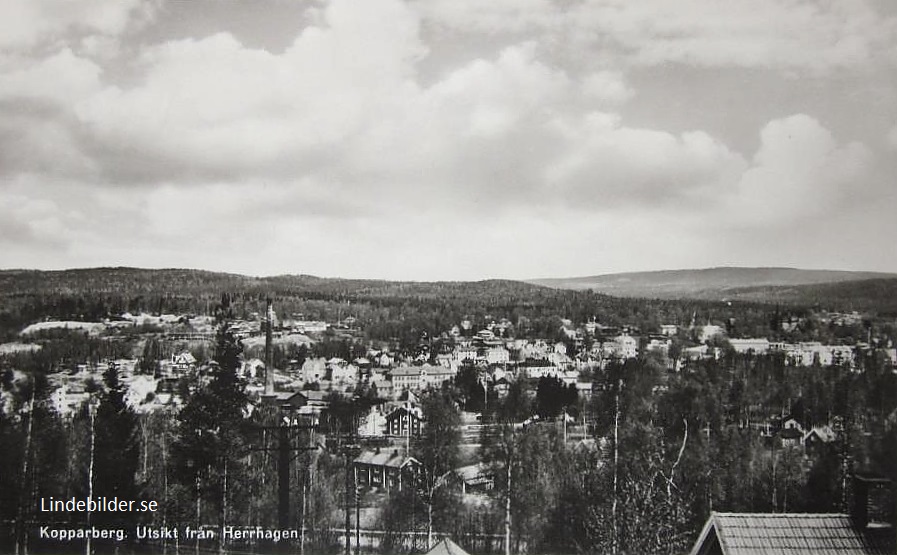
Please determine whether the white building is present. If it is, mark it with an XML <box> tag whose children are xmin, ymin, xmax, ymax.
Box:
<box><xmin>729</xmin><ymin>338</ymin><xmax>770</xmax><ymax>355</ymax></box>
<box><xmin>660</xmin><ymin>324</ymin><xmax>678</xmax><ymax>336</ymax></box>
<box><xmin>301</xmin><ymin>358</ymin><xmax>327</xmax><ymax>383</ymax></box>
<box><xmin>454</xmin><ymin>346</ymin><xmax>478</xmax><ymax>364</ymax></box>
<box><xmin>603</xmin><ymin>334</ymin><xmax>638</xmax><ymax>360</ymax></box>
<box><xmin>485</xmin><ymin>346</ymin><xmax>510</xmax><ymax>365</ymax></box>
<box><xmin>390</xmin><ymin>364</ymin><xmax>455</xmax><ymax>392</ymax></box>
<box><xmin>645</xmin><ymin>336</ymin><xmax>672</xmax><ymax>355</ymax></box>
<box><xmin>698</xmin><ymin>325</ymin><xmax>725</xmax><ymax>343</ymax></box>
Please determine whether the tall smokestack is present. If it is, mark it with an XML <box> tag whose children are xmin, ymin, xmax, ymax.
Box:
<box><xmin>265</xmin><ymin>297</ymin><xmax>274</xmax><ymax>395</ymax></box>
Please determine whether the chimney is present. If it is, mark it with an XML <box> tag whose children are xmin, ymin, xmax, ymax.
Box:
<box><xmin>852</xmin><ymin>475</ymin><xmax>894</xmax><ymax>530</ymax></box>
<box><xmin>265</xmin><ymin>297</ymin><xmax>274</xmax><ymax>396</ymax></box>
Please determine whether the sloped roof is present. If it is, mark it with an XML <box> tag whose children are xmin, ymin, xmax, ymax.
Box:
<box><xmin>805</xmin><ymin>426</ymin><xmax>836</xmax><ymax>443</ymax></box>
<box><xmin>386</xmin><ymin>404</ymin><xmax>423</xmax><ymax>420</ymax></box>
<box><xmin>454</xmin><ymin>463</ymin><xmax>491</xmax><ymax>483</ymax></box>
<box><xmin>303</xmin><ymin>390</ymin><xmax>329</xmax><ymax>402</ymax></box>
<box><xmin>353</xmin><ymin>449</ymin><xmax>420</xmax><ymax>469</ymax></box>
<box><xmin>425</xmin><ymin>538</ymin><xmax>471</xmax><ymax>555</ymax></box>
<box><xmin>690</xmin><ymin>513</ymin><xmax>893</xmax><ymax>555</ymax></box>
<box><xmin>391</xmin><ymin>366</ymin><xmax>424</xmax><ymax>377</ymax></box>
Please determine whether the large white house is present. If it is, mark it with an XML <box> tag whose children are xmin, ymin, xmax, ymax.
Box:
<box><xmin>390</xmin><ymin>364</ymin><xmax>455</xmax><ymax>392</ymax></box>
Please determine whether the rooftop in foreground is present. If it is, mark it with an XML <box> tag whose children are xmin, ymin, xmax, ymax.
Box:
<box><xmin>690</xmin><ymin>512</ymin><xmax>895</xmax><ymax>555</ymax></box>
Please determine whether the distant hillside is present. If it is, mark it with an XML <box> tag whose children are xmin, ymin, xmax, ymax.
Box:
<box><xmin>719</xmin><ymin>278</ymin><xmax>897</xmax><ymax>314</ymax></box>
<box><xmin>0</xmin><ymin>268</ymin><xmax>553</xmax><ymax>301</ymax></box>
<box><xmin>3</xmin><ymin>267</ymin><xmax>895</xmax><ymax>348</ymax></box>
<box><xmin>0</xmin><ymin>267</ymin><xmax>578</xmax><ymax>333</ymax></box>
<box><xmin>528</xmin><ymin>267</ymin><xmax>896</xmax><ymax>299</ymax></box>
<box><xmin>0</xmin><ymin>267</ymin><xmax>261</xmax><ymax>295</ymax></box>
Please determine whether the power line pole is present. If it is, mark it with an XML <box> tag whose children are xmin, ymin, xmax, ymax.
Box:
<box><xmin>278</xmin><ymin>426</ymin><xmax>291</xmax><ymax>529</ymax></box>
<box><xmin>345</xmin><ymin>450</ymin><xmax>352</xmax><ymax>555</ymax></box>
<box><xmin>248</xmin><ymin>413</ymin><xmax>319</xmax><ymax>536</ymax></box>
<box><xmin>355</xmin><ymin>486</ymin><xmax>361</xmax><ymax>555</ymax></box>
<box><xmin>340</xmin><ymin>440</ymin><xmax>361</xmax><ymax>555</ymax></box>
<box><xmin>612</xmin><ymin>379</ymin><xmax>622</xmax><ymax>555</ymax></box>
<box><xmin>86</xmin><ymin>396</ymin><xmax>99</xmax><ymax>555</ymax></box>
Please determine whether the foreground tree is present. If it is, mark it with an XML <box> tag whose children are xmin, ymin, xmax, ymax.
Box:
<box><xmin>92</xmin><ymin>363</ymin><xmax>141</xmax><ymax>527</ymax></box>
<box><xmin>415</xmin><ymin>389</ymin><xmax>462</xmax><ymax>549</ymax></box>
<box><xmin>171</xmin><ymin>327</ymin><xmax>250</xmax><ymax>537</ymax></box>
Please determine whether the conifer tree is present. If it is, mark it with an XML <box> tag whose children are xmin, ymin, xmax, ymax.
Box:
<box><xmin>93</xmin><ymin>362</ymin><xmax>140</xmax><ymax>526</ymax></box>
<box><xmin>171</xmin><ymin>326</ymin><xmax>249</xmax><ymax>531</ymax></box>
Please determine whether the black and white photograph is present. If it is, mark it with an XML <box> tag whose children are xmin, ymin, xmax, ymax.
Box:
<box><xmin>1</xmin><ymin>1</ymin><xmax>896</xmax><ymax>554</ymax></box>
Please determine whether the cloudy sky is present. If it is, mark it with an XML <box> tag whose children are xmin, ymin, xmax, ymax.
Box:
<box><xmin>1</xmin><ymin>0</ymin><xmax>896</xmax><ymax>280</ymax></box>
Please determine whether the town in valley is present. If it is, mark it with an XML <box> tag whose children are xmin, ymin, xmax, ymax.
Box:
<box><xmin>0</xmin><ymin>268</ymin><xmax>894</xmax><ymax>555</ymax></box>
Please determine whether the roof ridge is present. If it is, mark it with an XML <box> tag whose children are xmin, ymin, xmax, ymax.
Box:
<box><xmin>705</xmin><ymin>512</ymin><xmax>888</xmax><ymax>555</ymax></box>
<box><xmin>714</xmin><ymin>512</ymin><xmax>850</xmax><ymax>517</ymax></box>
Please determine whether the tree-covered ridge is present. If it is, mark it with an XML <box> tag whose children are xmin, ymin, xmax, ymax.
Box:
<box><xmin>0</xmin><ymin>267</ymin><xmax>791</xmax><ymax>347</ymax></box>
<box><xmin>715</xmin><ymin>278</ymin><xmax>897</xmax><ymax>314</ymax></box>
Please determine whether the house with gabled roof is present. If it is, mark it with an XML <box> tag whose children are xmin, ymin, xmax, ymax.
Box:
<box><xmin>385</xmin><ymin>403</ymin><xmax>423</xmax><ymax>437</ymax></box>
<box><xmin>353</xmin><ymin>448</ymin><xmax>420</xmax><ymax>492</ymax></box>
<box><xmin>691</xmin><ymin>477</ymin><xmax>894</xmax><ymax>555</ymax></box>
<box><xmin>371</xmin><ymin>378</ymin><xmax>394</xmax><ymax>399</ymax></box>
<box><xmin>450</xmin><ymin>463</ymin><xmax>494</xmax><ymax>495</ymax></box>
<box><xmin>172</xmin><ymin>351</ymin><xmax>197</xmax><ymax>371</ymax></box>
<box><xmin>424</xmin><ymin>538</ymin><xmax>470</xmax><ymax>555</ymax></box>
<box><xmin>690</xmin><ymin>512</ymin><xmax>894</xmax><ymax>555</ymax></box>
<box><xmin>779</xmin><ymin>426</ymin><xmax>803</xmax><ymax>448</ymax></box>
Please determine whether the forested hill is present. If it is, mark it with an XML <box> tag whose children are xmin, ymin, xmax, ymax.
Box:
<box><xmin>716</xmin><ymin>277</ymin><xmax>897</xmax><ymax>314</ymax></box>
<box><xmin>0</xmin><ymin>267</ymin><xmax>778</xmax><ymax>345</ymax></box>
<box><xmin>0</xmin><ymin>268</ymin><xmax>555</xmax><ymax>301</ymax></box>
<box><xmin>528</xmin><ymin>267</ymin><xmax>897</xmax><ymax>306</ymax></box>
<box><xmin>0</xmin><ymin>267</ymin><xmax>261</xmax><ymax>295</ymax></box>
<box><xmin>2</xmin><ymin>267</ymin><xmax>894</xmax><ymax>345</ymax></box>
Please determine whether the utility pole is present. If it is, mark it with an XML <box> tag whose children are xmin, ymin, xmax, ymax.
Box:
<box><xmin>563</xmin><ymin>408</ymin><xmax>567</xmax><ymax>445</ymax></box>
<box><xmin>252</xmin><ymin>296</ymin><xmax>323</xmax><ymax>536</ymax></box>
<box><xmin>345</xmin><ymin>450</ymin><xmax>352</xmax><ymax>555</ymax></box>
<box><xmin>278</xmin><ymin>426</ymin><xmax>290</xmax><ymax>529</ymax></box>
<box><xmin>341</xmin><ymin>441</ymin><xmax>361</xmax><ymax>555</ymax></box>
<box><xmin>505</xmin><ymin>460</ymin><xmax>512</xmax><ymax>555</ymax></box>
<box><xmin>355</xmin><ymin>486</ymin><xmax>361</xmax><ymax>555</ymax></box>
<box><xmin>86</xmin><ymin>395</ymin><xmax>99</xmax><ymax>555</ymax></box>
<box><xmin>611</xmin><ymin>379</ymin><xmax>622</xmax><ymax>555</ymax></box>
<box><xmin>248</xmin><ymin>412</ymin><xmax>319</xmax><ymax>541</ymax></box>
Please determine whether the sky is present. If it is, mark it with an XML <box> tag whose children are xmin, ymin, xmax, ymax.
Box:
<box><xmin>1</xmin><ymin>0</ymin><xmax>896</xmax><ymax>281</ymax></box>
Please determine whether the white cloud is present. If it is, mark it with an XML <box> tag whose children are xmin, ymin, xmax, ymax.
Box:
<box><xmin>0</xmin><ymin>48</ymin><xmax>101</xmax><ymax>105</ymax></box>
<box><xmin>581</xmin><ymin>71</ymin><xmax>634</xmax><ymax>105</ymax></box>
<box><xmin>412</xmin><ymin>0</ymin><xmax>557</xmax><ymax>35</ymax></box>
<box><xmin>0</xmin><ymin>0</ymin><xmax>894</xmax><ymax>277</ymax></box>
<box><xmin>0</xmin><ymin>0</ymin><xmax>155</xmax><ymax>50</ymax></box>
<box><xmin>887</xmin><ymin>124</ymin><xmax>897</xmax><ymax>150</ymax></box>
<box><xmin>423</xmin><ymin>43</ymin><xmax>568</xmax><ymax>137</ymax></box>
<box><xmin>542</xmin><ymin>113</ymin><xmax>746</xmax><ymax>209</ymax></box>
<box><xmin>728</xmin><ymin>114</ymin><xmax>873</xmax><ymax>224</ymax></box>
<box><xmin>72</xmin><ymin>0</ymin><xmax>426</xmax><ymax>182</ymax></box>
<box><xmin>419</xmin><ymin>0</ymin><xmax>897</xmax><ymax>73</ymax></box>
